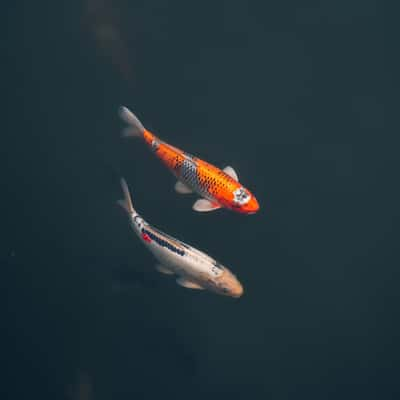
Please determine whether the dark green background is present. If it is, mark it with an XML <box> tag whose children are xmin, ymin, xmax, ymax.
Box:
<box><xmin>4</xmin><ymin>1</ymin><xmax>398</xmax><ymax>399</ymax></box>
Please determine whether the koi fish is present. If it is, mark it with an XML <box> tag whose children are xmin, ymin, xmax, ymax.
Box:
<box><xmin>117</xmin><ymin>178</ymin><xmax>243</xmax><ymax>297</ymax></box>
<box><xmin>119</xmin><ymin>107</ymin><xmax>259</xmax><ymax>214</ymax></box>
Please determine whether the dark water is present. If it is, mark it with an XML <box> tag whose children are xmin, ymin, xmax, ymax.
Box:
<box><xmin>4</xmin><ymin>1</ymin><xmax>398</xmax><ymax>399</ymax></box>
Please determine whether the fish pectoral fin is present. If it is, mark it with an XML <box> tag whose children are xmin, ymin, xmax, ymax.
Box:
<box><xmin>192</xmin><ymin>199</ymin><xmax>221</xmax><ymax>212</ymax></box>
<box><xmin>223</xmin><ymin>166</ymin><xmax>239</xmax><ymax>181</ymax></box>
<box><xmin>174</xmin><ymin>181</ymin><xmax>193</xmax><ymax>194</ymax></box>
<box><xmin>155</xmin><ymin>264</ymin><xmax>174</xmax><ymax>275</ymax></box>
<box><xmin>176</xmin><ymin>277</ymin><xmax>204</xmax><ymax>290</ymax></box>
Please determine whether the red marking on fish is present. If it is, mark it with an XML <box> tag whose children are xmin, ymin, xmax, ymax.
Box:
<box><xmin>142</xmin><ymin>232</ymin><xmax>152</xmax><ymax>242</ymax></box>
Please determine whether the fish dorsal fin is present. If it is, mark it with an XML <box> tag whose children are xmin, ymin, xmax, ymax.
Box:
<box><xmin>174</xmin><ymin>181</ymin><xmax>193</xmax><ymax>194</ymax></box>
<box><xmin>192</xmin><ymin>199</ymin><xmax>221</xmax><ymax>212</ymax></box>
<box><xmin>223</xmin><ymin>166</ymin><xmax>239</xmax><ymax>181</ymax></box>
<box><xmin>176</xmin><ymin>277</ymin><xmax>204</xmax><ymax>289</ymax></box>
<box><xmin>155</xmin><ymin>264</ymin><xmax>174</xmax><ymax>275</ymax></box>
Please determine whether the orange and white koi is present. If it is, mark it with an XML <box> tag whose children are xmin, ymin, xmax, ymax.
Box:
<box><xmin>117</xmin><ymin>178</ymin><xmax>243</xmax><ymax>297</ymax></box>
<box><xmin>119</xmin><ymin>107</ymin><xmax>259</xmax><ymax>214</ymax></box>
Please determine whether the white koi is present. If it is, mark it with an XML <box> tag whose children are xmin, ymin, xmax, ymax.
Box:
<box><xmin>117</xmin><ymin>178</ymin><xmax>243</xmax><ymax>298</ymax></box>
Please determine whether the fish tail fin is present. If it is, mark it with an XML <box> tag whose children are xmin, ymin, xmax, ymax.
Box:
<box><xmin>117</xmin><ymin>178</ymin><xmax>135</xmax><ymax>214</ymax></box>
<box><xmin>119</xmin><ymin>106</ymin><xmax>145</xmax><ymax>138</ymax></box>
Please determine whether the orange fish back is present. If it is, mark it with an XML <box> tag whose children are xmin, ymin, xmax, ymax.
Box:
<box><xmin>143</xmin><ymin>130</ymin><xmax>240</xmax><ymax>206</ymax></box>
<box><xmin>194</xmin><ymin>159</ymin><xmax>240</xmax><ymax>204</ymax></box>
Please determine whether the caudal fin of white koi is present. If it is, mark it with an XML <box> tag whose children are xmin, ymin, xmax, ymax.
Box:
<box><xmin>117</xmin><ymin>178</ymin><xmax>135</xmax><ymax>214</ymax></box>
<box><xmin>119</xmin><ymin>106</ymin><xmax>145</xmax><ymax>138</ymax></box>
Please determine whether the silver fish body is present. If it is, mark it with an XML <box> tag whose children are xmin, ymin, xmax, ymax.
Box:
<box><xmin>118</xmin><ymin>179</ymin><xmax>243</xmax><ymax>298</ymax></box>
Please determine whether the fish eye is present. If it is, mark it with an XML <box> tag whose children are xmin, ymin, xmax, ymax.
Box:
<box><xmin>213</xmin><ymin>261</ymin><xmax>224</xmax><ymax>270</ymax></box>
<box><xmin>151</xmin><ymin>139</ymin><xmax>160</xmax><ymax>151</ymax></box>
<box><xmin>211</xmin><ymin>261</ymin><xmax>224</xmax><ymax>277</ymax></box>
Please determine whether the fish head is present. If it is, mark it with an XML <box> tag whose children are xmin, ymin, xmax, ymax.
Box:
<box><xmin>231</xmin><ymin>186</ymin><xmax>260</xmax><ymax>214</ymax></box>
<box><xmin>211</xmin><ymin>269</ymin><xmax>244</xmax><ymax>298</ymax></box>
<box><xmin>239</xmin><ymin>194</ymin><xmax>259</xmax><ymax>214</ymax></box>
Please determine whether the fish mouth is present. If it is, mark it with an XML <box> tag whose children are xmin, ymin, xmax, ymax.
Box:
<box><xmin>249</xmin><ymin>197</ymin><xmax>260</xmax><ymax>213</ymax></box>
<box><xmin>214</xmin><ymin>280</ymin><xmax>243</xmax><ymax>298</ymax></box>
<box><xmin>240</xmin><ymin>206</ymin><xmax>259</xmax><ymax>215</ymax></box>
<box><xmin>226</xmin><ymin>280</ymin><xmax>244</xmax><ymax>298</ymax></box>
<box><xmin>245</xmin><ymin>210</ymin><xmax>258</xmax><ymax>215</ymax></box>
<box><xmin>236</xmin><ymin>196</ymin><xmax>260</xmax><ymax>214</ymax></box>
<box><xmin>231</xmin><ymin>284</ymin><xmax>244</xmax><ymax>298</ymax></box>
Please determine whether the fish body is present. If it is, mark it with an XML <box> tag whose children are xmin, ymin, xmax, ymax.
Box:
<box><xmin>119</xmin><ymin>107</ymin><xmax>259</xmax><ymax>214</ymax></box>
<box><xmin>117</xmin><ymin>178</ymin><xmax>243</xmax><ymax>297</ymax></box>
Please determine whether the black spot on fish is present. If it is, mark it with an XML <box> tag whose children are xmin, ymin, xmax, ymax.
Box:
<box><xmin>142</xmin><ymin>228</ymin><xmax>185</xmax><ymax>257</ymax></box>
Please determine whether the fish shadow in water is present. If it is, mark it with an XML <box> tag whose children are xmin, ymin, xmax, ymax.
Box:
<box><xmin>110</xmin><ymin>264</ymin><xmax>165</xmax><ymax>292</ymax></box>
